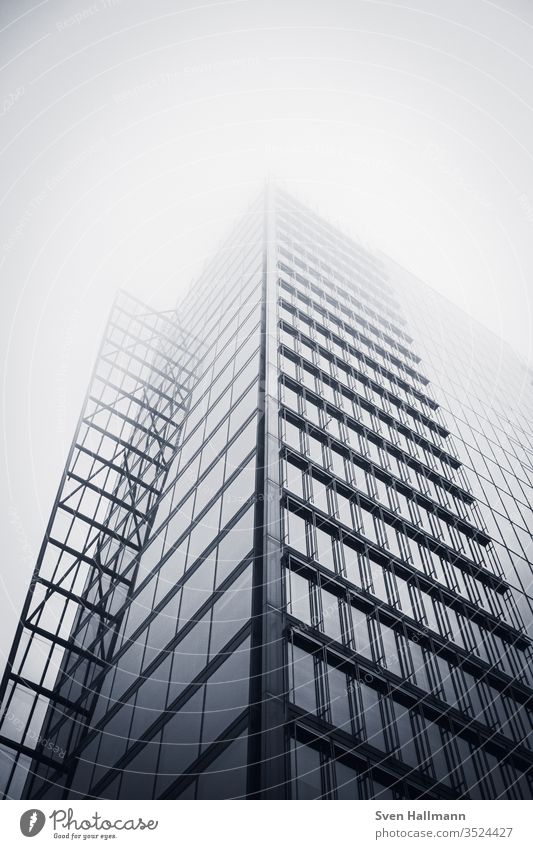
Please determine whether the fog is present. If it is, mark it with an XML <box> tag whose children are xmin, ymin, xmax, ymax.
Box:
<box><xmin>1</xmin><ymin>0</ymin><xmax>533</xmax><ymax>661</ymax></box>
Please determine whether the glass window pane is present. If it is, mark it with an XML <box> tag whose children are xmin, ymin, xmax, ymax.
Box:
<box><xmin>328</xmin><ymin>666</ymin><xmax>352</xmax><ymax>732</ymax></box>
<box><xmin>321</xmin><ymin>589</ymin><xmax>343</xmax><ymax>643</ymax></box>
<box><xmin>156</xmin><ymin>689</ymin><xmax>204</xmax><ymax>795</ymax></box>
<box><xmin>210</xmin><ymin>568</ymin><xmax>252</xmax><ymax>656</ymax></box>
<box><xmin>285</xmin><ymin>509</ymin><xmax>307</xmax><ymax>555</ymax></box>
<box><xmin>285</xmin><ymin>460</ymin><xmax>304</xmax><ymax>499</ymax></box>
<box><xmin>351</xmin><ymin>606</ymin><xmax>373</xmax><ymax>659</ymax></box>
<box><xmin>291</xmin><ymin>645</ymin><xmax>317</xmax><ymax>714</ymax></box>
<box><xmin>220</xmin><ymin>455</ymin><xmax>256</xmax><ymax>527</ymax></box>
<box><xmin>315</xmin><ymin>526</ymin><xmax>336</xmax><ymax>572</ymax></box>
<box><xmin>195</xmin><ymin>731</ymin><xmax>249</xmax><ymax>800</ymax></box>
<box><xmin>202</xmin><ymin>638</ymin><xmax>250</xmax><ymax>749</ymax></box>
<box><xmin>335</xmin><ymin>761</ymin><xmax>360</xmax><ymax>799</ymax></box>
<box><xmin>215</xmin><ymin>506</ymin><xmax>254</xmax><ymax>586</ymax></box>
<box><xmin>360</xmin><ymin>684</ymin><xmax>386</xmax><ymax>751</ymax></box>
<box><xmin>287</xmin><ymin>570</ymin><xmax>312</xmax><ymax>625</ymax></box>
<box><xmin>291</xmin><ymin>739</ymin><xmax>322</xmax><ymax>799</ymax></box>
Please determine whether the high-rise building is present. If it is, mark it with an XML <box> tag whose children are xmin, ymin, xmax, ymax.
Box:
<box><xmin>0</xmin><ymin>185</ymin><xmax>531</xmax><ymax>801</ymax></box>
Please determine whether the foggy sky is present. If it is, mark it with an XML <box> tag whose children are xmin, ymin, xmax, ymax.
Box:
<box><xmin>1</xmin><ymin>0</ymin><xmax>533</xmax><ymax>662</ymax></box>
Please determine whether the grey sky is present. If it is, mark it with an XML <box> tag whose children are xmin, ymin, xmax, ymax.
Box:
<box><xmin>1</xmin><ymin>0</ymin><xmax>533</xmax><ymax>662</ymax></box>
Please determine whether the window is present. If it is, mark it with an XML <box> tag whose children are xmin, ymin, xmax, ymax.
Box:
<box><xmin>187</xmin><ymin>500</ymin><xmax>220</xmax><ymax>565</ymax></box>
<box><xmin>195</xmin><ymin>731</ymin><xmax>249</xmax><ymax>800</ymax></box>
<box><xmin>394</xmin><ymin>704</ymin><xmax>418</xmax><ymax>767</ymax></box>
<box><xmin>157</xmin><ymin>689</ymin><xmax>204</xmax><ymax>794</ymax></box>
<box><xmin>193</xmin><ymin>457</ymin><xmax>225</xmax><ymax>519</ymax></box>
<box><xmin>201</xmin><ymin>638</ymin><xmax>250</xmax><ymax>749</ymax></box>
<box><xmin>336</xmin><ymin>491</ymin><xmax>353</xmax><ymax>528</ymax></box>
<box><xmin>360</xmin><ymin>505</ymin><xmax>379</xmax><ymax>545</ymax></box>
<box><xmin>287</xmin><ymin>569</ymin><xmax>312</xmax><ymax>625</ymax></box>
<box><xmin>167</xmin><ymin>619</ymin><xmax>209</xmax><ymax>705</ymax></box>
<box><xmin>315</xmin><ymin>525</ymin><xmax>336</xmax><ymax>572</ymax></box>
<box><xmin>311</xmin><ymin>474</ymin><xmax>330</xmax><ymax>514</ymax></box>
<box><xmin>321</xmin><ymin>588</ymin><xmax>344</xmax><ymax>643</ymax></box>
<box><xmin>284</xmin><ymin>420</ymin><xmax>301</xmax><ymax>452</ymax></box>
<box><xmin>379</xmin><ymin>622</ymin><xmax>402</xmax><ymax>676</ymax></box>
<box><xmin>215</xmin><ymin>508</ymin><xmax>254</xmax><ymax>587</ymax></box>
<box><xmin>334</xmin><ymin>760</ymin><xmax>360</xmax><ymax>799</ymax></box>
<box><xmin>328</xmin><ymin>665</ymin><xmax>352</xmax><ymax>732</ymax></box>
<box><xmin>178</xmin><ymin>561</ymin><xmax>216</xmax><ymax>636</ymax></box>
<box><xmin>225</xmin><ymin>414</ymin><xmax>256</xmax><ymax>476</ymax></box>
<box><xmin>209</xmin><ymin>568</ymin><xmax>251</xmax><ymax>656</ymax></box>
<box><xmin>308</xmin><ymin>434</ymin><xmax>324</xmax><ymax>466</ymax></box>
<box><xmin>305</xmin><ymin>397</ymin><xmax>321</xmax><ymax>426</ymax></box>
<box><xmin>285</xmin><ymin>459</ymin><xmax>304</xmax><ymax>499</ymax></box>
<box><xmin>409</xmin><ymin>641</ymin><xmax>431</xmax><ymax>692</ymax></box>
<box><xmin>290</xmin><ymin>645</ymin><xmax>317</xmax><ymax>714</ymax></box>
<box><xmin>285</xmin><ymin>508</ymin><xmax>308</xmax><ymax>555</ymax></box>
<box><xmin>359</xmin><ymin>684</ymin><xmax>387</xmax><ymax>751</ymax></box>
<box><xmin>220</xmin><ymin>454</ymin><xmax>256</xmax><ymax>527</ymax></box>
<box><xmin>342</xmin><ymin>541</ymin><xmax>362</xmax><ymax>587</ymax></box>
<box><xmin>370</xmin><ymin>559</ymin><xmax>388</xmax><ymax>603</ymax></box>
<box><xmin>283</xmin><ymin>384</ymin><xmax>300</xmax><ymax>413</ymax></box>
<box><xmin>164</xmin><ymin>493</ymin><xmax>194</xmax><ymax>552</ymax></box>
<box><xmin>331</xmin><ymin>448</ymin><xmax>346</xmax><ymax>479</ymax></box>
<box><xmin>351</xmin><ymin>606</ymin><xmax>373</xmax><ymax>659</ymax></box>
<box><xmin>291</xmin><ymin>738</ymin><xmax>323</xmax><ymax>799</ymax></box>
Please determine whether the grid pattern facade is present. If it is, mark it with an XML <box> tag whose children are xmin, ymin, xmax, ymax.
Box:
<box><xmin>0</xmin><ymin>186</ymin><xmax>531</xmax><ymax>800</ymax></box>
<box><xmin>274</xmin><ymin>189</ymin><xmax>532</xmax><ymax>800</ymax></box>
<box><xmin>0</xmin><ymin>292</ymin><xmax>197</xmax><ymax>798</ymax></box>
<box><xmin>5</xmin><ymin>196</ymin><xmax>265</xmax><ymax>801</ymax></box>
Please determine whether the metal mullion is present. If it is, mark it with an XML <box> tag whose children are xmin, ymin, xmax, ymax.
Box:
<box><xmin>24</xmin><ymin>582</ymin><xmax>73</xmax><ymax>659</ymax></box>
<box><xmin>0</xmin><ymin>627</ymin><xmax>56</xmax><ymax>727</ymax></box>
<box><xmin>20</xmin><ymin>624</ymin><xmax>105</xmax><ymax>668</ymax></box>
<box><xmin>61</xmin><ymin>459</ymin><xmax>114</xmax><ymax>509</ymax></box>
<box><xmin>44</xmin><ymin>513</ymin><xmax>96</xmax><ymax>604</ymax></box>
<box><xmin>109</xmin><ymin>308</ymin><xmax>199</xmax><ymax>377</ymax></box>
<box><xmin>98</xmin><ymin>356</ymin><xmax>182</xmax><ymax>410</ymax></box>
<box><xmin>83</xmin><ymin>400</ymin><xmax>176</xmax><ymax>452</ymax></box>
<box><xmin>289</xmin><ymin>582</ymin><xmax>532</xmax><ymax>704</ymax></box>
<box><xmin>47</xmin><ymin>469</ymin><xmax>181</xmax><ymax>743</ymax></box>
<box><xmin>8</xmin><ymin>673</ymin><xmax>90</xmax><ymax>717</ymax></box>
<box><xmin>73</xmin><ymin>419</ymin><xmax>113</xmax><ymax>483</ymax></box>
<box><xmin>79</xmin><ymin>420</ymin><xmax>167</xmax><ymax>471</ymax></box>
<box><xmin>65</xmin><ymin>473</ymin><xmax>149</xmax><ymax>524</ymax></box>
<box><xmin>62</xmin><ymin>440</ymin><xmax>132</xmax><ymax>522</ymax></box>
<box><xmin>101</xmin><ymin>343</ymin><xmax>187</xmax><ymax>397</ymax></box>
<box><xmin>288</xmin><ymin>296</ymin><xmax>428</xmax><ymax>387</ymax></box>
<box><xmin>105</xmin><ymin>319</ymin><xmax>180</xmax><ymax>374</ymax></box>
<box><xmin>76</xmin><ymin>442</ymin><xmax>163</xmax><ymax>516</ymax></box>
<box><xmin>87</xmin><ymin>366</ymin><xmax>180</xmax><ymax>444</ymax></box>
<box><xmin>35</xmin><ymin>577</ymin><xmax>115</xmax><ymax>622</ymax></box>
<box><xmin>58</xmin><ymin>504</ymin><xmax>141</xmax><ymax>551</ymax></box>
<box><xmin>73</xmin><ymin>445</ymin><xmax>161</xmax><ymax>496</ymax></box>
<box><xmin>0</xmin><ymin>734</ymin><xmax>68</xmax><ymax>775</ymax></box>
<box><xmin>140</xmin><ymin>383</ymin><xmax>181</xmax><ymax>451</ymax></box>
<box><xmin>92</xmin><ymin>371</ymin><xmax>176</xmax><ymax>425</ymax></box>
<box><xmin>90</xmin><ymin>376</ymin><xmax>177</xmax><ymax>428</ymax></box>
<box><xmin>47</xmin><ymin>539</ymin><xmax>131</xmax><ymax>586</ymax></box>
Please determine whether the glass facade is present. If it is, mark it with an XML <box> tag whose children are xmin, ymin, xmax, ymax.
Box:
<box><xmin>0</xmin><ymin>186</ymin><xmax>531</xmax><ymax>800</ymax></box>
